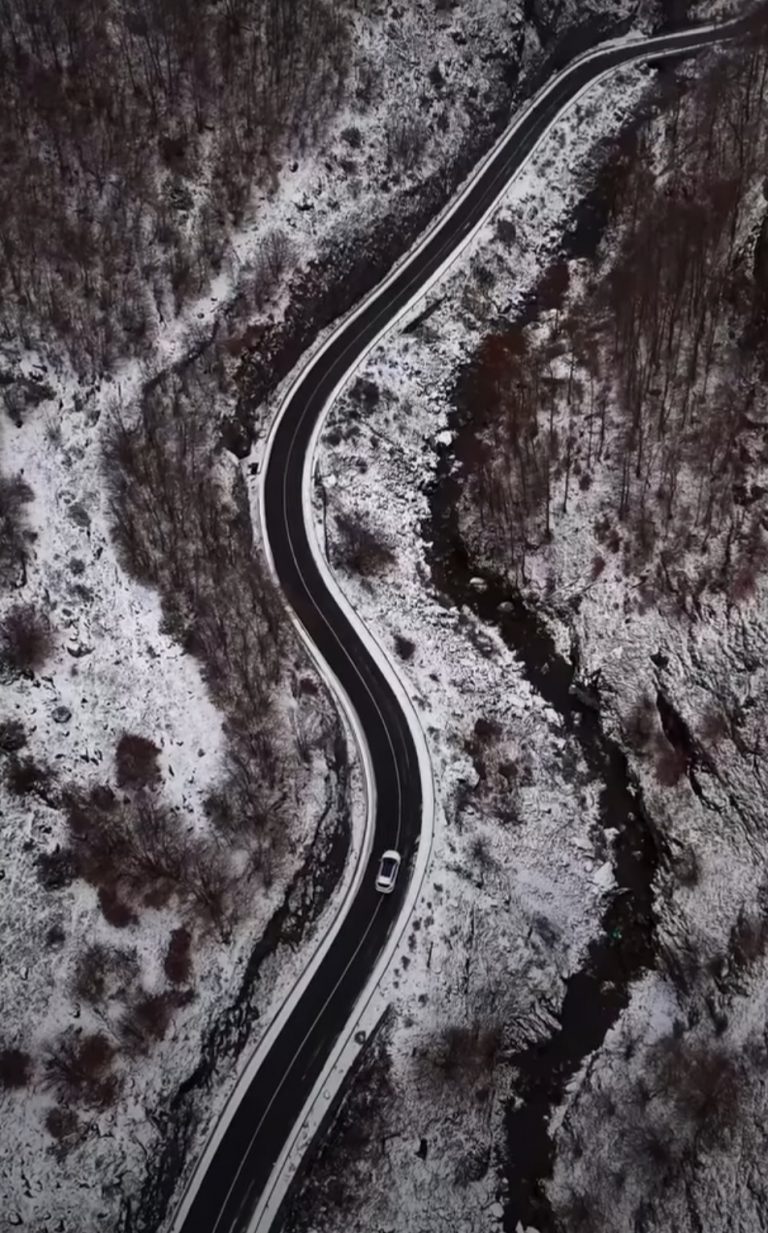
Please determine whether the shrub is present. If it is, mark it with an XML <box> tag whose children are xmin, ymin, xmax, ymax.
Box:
<box><xmin>729</xmin><ymin>910</ymin><xmax>768</xmax><ymax>970</ymax></box>
<box><xmin>394</xmin><ymin>635</ymin><xmax>415</xmax><ymax>661</ymax></box>
<box><xmin>72</xmin><ymin>943</ymin><xmax>140</xmax><ymax>1007</ymax></box>
<box><xmin>0</xmin><ymin>1046</ymin><xmax>32</xmax><ymax>1088</ymax></box>
<box><xmin>124</xmin><ymin>796</ymin><xmax>189</xmax><ymax>907</ymax></box>
<box><xmin>472</xmin><ymin>717</ymin><xmax>501</xmax><ymax>745</ymax></box>
<box><xmin>5</xmin><ymin>754</ymin><xmax>55</xmax><ymax>799</ymax></box>
<box><xmin>44</xmin><ymin>1030</ymin><xmax>120</xmax><ymax>1109</ymax></box>
<box><xmin>334</xmin><ymin>512</ymin><xmax>395</xmax><ymax>577</ymax></box>
<box><xmin>469</xmin><ymin>834</ymin><xmax>496</xmax><ymax>874</ymax></box>
<box><xmin>184</xmin><ymin>841</ymin><xmax>238</xmax><ymax>937</ymax></box>
<box><xmin>98</xmin><ymin>885</ymin><xmax>138</xmax><ymax>928</ymax></box>
<box><xmin>44</xmin><ymin>1105</ymin><xmax>81</xmax><ymax>1151</ymax></box>
<box><xmin>36</xmin><ymin>847</ymin><xmax>77</xmax><ymax>891</ymax></box>
<box><xmin>654</xmin><ymin>739</ymin><xmax>687</xmax><ymax>787</ymax></box>
<box><xmin>119</xmin><ymin>992</ymin><xmax>177</xmax><ymax>1055</ymax></box>
<box><xmin>115</xmin><ymin>733</ymin><xmax>161</xmax><ymax>789</ymax></box>
<box><xmin>435</xmin><ymin>1022</ymin><xmax>503</xmax><ymax>1085</ymax></box>
<box><xmin>0</xmin><ymin>717</ymin><xmax>26</xmax><ymax>752</ymax></box>
<box><xmin>624</xmin><ymin>696</ymin><xmax>657</xmax><ymax>752</ymax></box>
<box><xmin>340</xmin><ymin>125</ymin><xmax>362</xmax><ymax>148</ymax></box>
<box><xmin>0</xmin><ymin>473</ymin><xmax>34</xmax><ymax>588</ymax></box>
<box><xmin>555</xmin><ymin>1190</ymin><xmax>601</xmax><ymax>1233</ymax></box>
<box><xmin>164</xmin><ymin>927</ymin><xmax>193</xmax><ymax>985</ymax></box>
<box><xmin>66</xmin><ymin>789</ymin><xmax>132</xmax><ymax>888</ymax></box>
<box><xmin>651</xmin><ymin>1036</ymin><xmax>744</xmax><ymax>1146</ymax></box>
<box><xmin>386</xmin><ymin>114</ymin><xmax>428</xmax><ymax>171</ymax></box>
<box><xmin>495</xmin><ymin>217</ymin><xmax>517</xmax><ymax>246</ymax></box>
<box><xmin>0</xmin><ymin>603</ymin><xmax>54</xmax><ymax>672</ymax></box>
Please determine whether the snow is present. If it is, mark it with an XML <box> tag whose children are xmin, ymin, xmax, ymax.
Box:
<box><xmin>0</xmin><ymin>1</ymin><xmax>593</xmax><ymax>1226</ymax></box>
<box><xmin>0</xmin><ymin>1</ymin><xmax>742</xmax><ymax>1229</ymax></box>
<box><xmin>0</xmin><ymin>366</ymin><xmax>343</xmax><ymax>1221</ymax></box>
<box><xmin>286</xmin><ymin>60</ymin><xmax>654</xmax><ymax>1233</ymax></box>
<box><xmin>305</xmin><ymin>27</ymin><xmax>768</xmax><ymax>1233</ymax></box>
<box><xmin>4</xmin><ymin>393</ymin><xmax>225</xmax><ymax>814</ymax></box>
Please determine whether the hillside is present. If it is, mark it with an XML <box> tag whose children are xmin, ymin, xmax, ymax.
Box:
<box><xmin>281</xmin><ymin>12</ymin><xmax>768</xmax><ymax>1233</ymax></box>
<box><xmin>0</xmin><ymin>2</ymin><xmax>702</xmax><ymax>1231</ymax></box>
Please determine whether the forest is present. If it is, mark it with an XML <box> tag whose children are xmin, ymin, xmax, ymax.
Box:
<box><xmin>0</xmin><ymin>0</ymin><xmax>352</xmax><ymax>379</ymax></box>
<box><xmin>459</xmin><ymin>21</ymin><xmax>768</xmax><ymax>610</ymax></box>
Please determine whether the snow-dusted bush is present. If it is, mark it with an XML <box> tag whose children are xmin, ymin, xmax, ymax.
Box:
<box><xmin>0</xmin><ymin>1046</ymin><xmax>32</xmax><ymax>1090</ymax></box>
<box><xmin>0</xmin><ymin>603</ymin><xmax>54</xmax><ymax>673</ymax></box>
<box><xmin>115</xmin><ymin>733</ymin><xmax>162</xmax><ymax>789</ymax></box>
<box><xmin>334</xmin><ymin>510</ymin><xmax>396</xmax><ymax>577</ymax></box>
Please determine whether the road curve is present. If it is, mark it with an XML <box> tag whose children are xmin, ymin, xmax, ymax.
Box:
<box><xmin>178</xmin><ymin>13</ymin><xmax>757</xmax><ymax>1233</ymax></box>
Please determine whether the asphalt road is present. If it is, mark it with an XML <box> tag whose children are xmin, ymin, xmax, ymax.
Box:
<box><xmin>179</xmin><ymin>13</ymin><xmax>759</xmax><ymax>1233</ymax></box>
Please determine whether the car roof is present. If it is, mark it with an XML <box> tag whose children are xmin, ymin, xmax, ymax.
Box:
<box><xmin>380</xmin><ymin>849</ymin><xmax>400</xmax><ymax>861</ymax></box>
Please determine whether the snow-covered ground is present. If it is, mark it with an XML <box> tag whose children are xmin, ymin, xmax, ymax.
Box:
<box><xmin>0</xmin><ymin>4</ymin><xmax>660</xmax><ymax>1229</ymax></box>
<box><xmin>282</xmin><ymin>61</ymin><xmax>657</xmax><ymax>1232</ymax></box>
<box><xmin>0</xmin><ymin>0</ymin><xmax>749</xmax><ymax>1228</ymax></box>
<box><xmin>0</xmin><ymin>348</ymin><xmax>350</xmax><ymax>1229</ymax></box>
<box><xmin>283</xmin><ymin>22</ymin><xmax>768</xmax><ymax>1233</ymax></box>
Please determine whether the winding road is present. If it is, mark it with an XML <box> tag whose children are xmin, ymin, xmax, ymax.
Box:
<box><xmin>176</xmin><ymin>12</ymin><xmax>758</xmax><ymax>1233</ymax></box>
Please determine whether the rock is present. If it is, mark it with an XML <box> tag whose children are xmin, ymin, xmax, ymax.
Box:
<box><xmin>67</xmin><ymin>643</ymin><xmax>93</xmax><ymax>658</ymax></box>
<box><xmin>52</xmin><ymin>705</ymin><xmax>72</xmax><ymax>724</ymax></box>
<box><xmin>67</xmin><ymin>502</ymin><xmax>91</xmax><ymax>530</ymax></box>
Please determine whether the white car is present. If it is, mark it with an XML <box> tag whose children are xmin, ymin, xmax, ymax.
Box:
<box><xmin>375</xmin><ymin>849</ymin><xmax>401</xmax><ymax>894</ymax></box>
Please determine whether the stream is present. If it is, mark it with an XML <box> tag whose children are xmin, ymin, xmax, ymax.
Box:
<box><xmin>423</xmin><ymin>88</ymin><xmax>685</xmax><ymax>1228</ymax></box>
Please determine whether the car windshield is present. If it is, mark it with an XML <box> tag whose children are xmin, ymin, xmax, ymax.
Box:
<box><xmin>380</xmin><ymin>858</ymin><xmax>397</xmax><ymax>879</ymax></box>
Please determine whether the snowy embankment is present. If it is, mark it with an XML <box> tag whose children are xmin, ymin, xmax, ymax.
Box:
<box><xmin>282</xmin><ymin>62</ymin><xmax>653</xmax><ymax>1233</ymax></box>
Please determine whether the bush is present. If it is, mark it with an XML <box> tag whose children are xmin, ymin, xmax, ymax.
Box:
<box><xmin>334</xmin><ymin>511</ymin><xmax>395</xmax><ymax>577</ymax></box>
<box><xmin>729</xmin><ymin>910</ymin><xmax>768</xmax><ymax>971</ymax></box>
<box><xmin>0</xmin><ymin>473</ymin><xmax>33</xmax><ymax>588</ymax></box>
<box><xmin>72</xmin><ymin>943</ymin><xmax>140</xmax><ymax>1007</ymax></box>
<box><xmin>66</xmin><ymin>789</ymin><xmax>132</xmax><ymax>889</ymax></box>
<box><xmin>394</xmin><ymin>634</ymin><xmax>415</xmax><ymax>660</ymax></box>
<box><xmin>469</xmin><ymin>834</ymin><xmax>496</xmax><ymax>875</ymax></box>
<box><xmin>184</xmin><ymin>840</ymin><xmax>238</xmax><ymax>937</ymax></box>
<box><xmin>651</xmin><ymin>1036</ymin><xmax>744</xmax><ymax>1146</ymax></box>
<box><xmin>671</xmin><ymin>845</ymin><xmax>700</xmax><ymax>888</ymax></box>
<box><xmin>44</xmin><ymin>1105</ymin><xmax>82</xmax><ymax>1153</ymax></box>
<box><xmin>98</xmin><ymin>885</ymin><xmax>138</xmax><ymax>929</ymax></box>
<box><xmin>36</xmin><ymin>847</ymin><xmax>77</xmax><ymax>891</ymax></box>
<box><xmin>386</xmin><ymin>114</ymin><xmax>428</xmax><ymax>171</ymax></box>
<box><xmin>44</xmin><ymin>1030</ymin><xmax>120</xmax><ymax>1109</ymax></box>
<box><xmin>654</xmin><ymin>738</ymin><xmax>687</xmax><ymax>787</ymax></box>
<box><xmin>495</xmin><ymin>217</ymin><xmax>517</xmax><ymax>246</ymax></box>
<box><xmin>119</xmin><ymin>992</ymin><xmax>177</xmax><ymax>1056</ymax></box>
<box><xmin>0</xmin><ymin>603</ymin><xmax>54</xmax><ymax>672</ymax></box>
<box><xmin>124</xmin><ymin>797</ymin><xmax>190</xmax><ymax>907</ymax></box>
<box><xmin>0</xmin><ymin>717</ymin><xmax>26</xmax><ymax>752</ymax></box>
<box><xmin>624</xmin><ymin>696</ymin><xmax>657</xmax><ymax>752</ymax></box>
<box><xmin>115</xmin><ymin>733</ymin><xmax>161</xmax><ymax>789</ymax></box>
<box><xmin>434</xmin><ymin>1022</ymin><xmax>503</xmax><ymax>1085</ymax></box>
<box><xmin>164</xmin><ymin>927</ymin><xmax>193</xmax><ymax>985</ymax></box>
<box><xmin>0</xmin><ymin>1046</ymin><xmax>32</xmax><ymax>1088</ymax></box>
<box><xmin>5</xmin><ymin>753</ymin><xmax>50</xmax><ymax>794</ymax></box>
<box><xmin>340</xmin><ymin>125</ymin><xmax>363</xmax><ymax>148</ymax></box>
<box><xmin>699</xmin><ymin>706</ymin><xmax>729</xmax><ymax>747</ymax></box>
